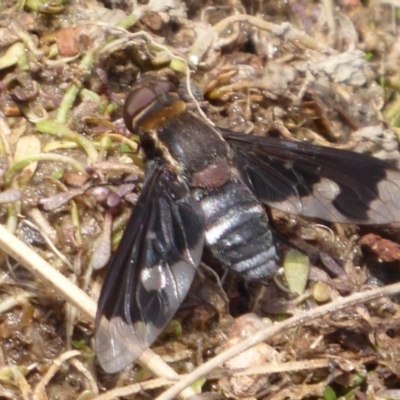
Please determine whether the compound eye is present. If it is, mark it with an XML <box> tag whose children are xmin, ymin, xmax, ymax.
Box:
<box><xmin>123</xmin><ymin>80</ymin><xmax>176</xmax><ymax>132</ymax></box>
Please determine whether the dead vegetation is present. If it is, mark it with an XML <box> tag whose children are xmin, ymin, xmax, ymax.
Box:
<box><xmin>1</xmin><ymin>0</ymin><xmax>400</xmax><ymax>399</ymax></box>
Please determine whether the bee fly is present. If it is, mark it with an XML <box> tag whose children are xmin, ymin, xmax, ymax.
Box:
<box><xmin>95</xmin><ymin>79</ymin><xmax>400</xmax><ymax>373</ymax></box>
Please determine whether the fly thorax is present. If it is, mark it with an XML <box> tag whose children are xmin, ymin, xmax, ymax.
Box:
<box><xmin>157</xmin><ymin>112</ymin><xmax>231</xmax><ymax>184</ymax></box>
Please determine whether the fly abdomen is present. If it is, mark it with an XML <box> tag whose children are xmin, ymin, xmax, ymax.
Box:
<box><xmin>198</xmin><ymin>178</ymin><xmax>278</xmax><ymax>281</ymax></box>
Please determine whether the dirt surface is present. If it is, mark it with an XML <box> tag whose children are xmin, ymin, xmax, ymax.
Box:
<box><xmin>1</xmin><ymin>0</ymin><xmax>400</xmax><ymax>399</ymax></box>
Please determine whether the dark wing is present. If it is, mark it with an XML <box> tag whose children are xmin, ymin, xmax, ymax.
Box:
<box><xmin>224</xmin><ymin>132</ymin><xmax>400</xmax><ymax>224</ymax></box>
<box><xmin>95</xmin><ymin>161</ymin><xmax>205</xmax><ymax>373</ymax></box>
